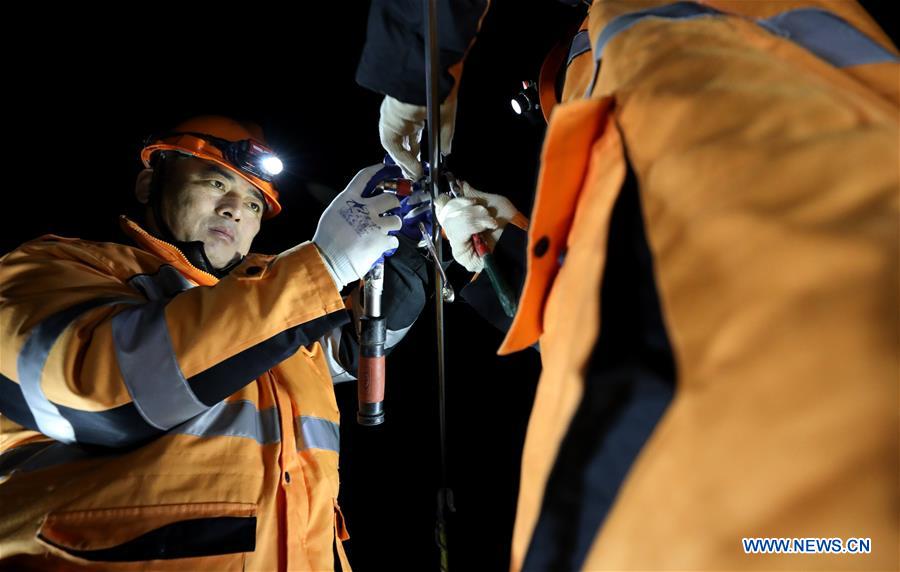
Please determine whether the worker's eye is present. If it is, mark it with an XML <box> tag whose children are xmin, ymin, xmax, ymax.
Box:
<box><xmin>248</xmin><ymin>202</ymin><xmax>262</xmax><ymax>214</ymax></box>
<box><xmin>209</xmin><ymin>179</ymin><xmax>226</xmax><ymax>190</ymax></box>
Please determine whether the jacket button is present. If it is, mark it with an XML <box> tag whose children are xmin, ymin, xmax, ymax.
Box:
<box><xmin>285</xmin><ymin>471</ymin><xmax>291</xmax><ymax>484</ymax></box>
<box><xmin>245</xmin><ymin>266</ymin><xmax>263</xmax><ymax>276</ymax></box>
<box><xmin>533</xmin><ymin>236</ymin><xmax>550</xmax><ymax>258</ymax></box>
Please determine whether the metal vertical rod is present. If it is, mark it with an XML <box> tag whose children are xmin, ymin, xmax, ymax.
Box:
<box><xmin>424</xmin><ymin>1</ymin><xmax>452</xmax><ymax>570</ymax></box>
<box><xmin>423</xmin><ymin>0</ymin><xmax>447</xmax><ymax>486</ymax></box>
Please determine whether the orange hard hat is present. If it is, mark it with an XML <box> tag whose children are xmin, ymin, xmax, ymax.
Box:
<box><xmin>141</xmin><ymin>116</ymin><xmax>283</xmax><ymax>218</ymax></box>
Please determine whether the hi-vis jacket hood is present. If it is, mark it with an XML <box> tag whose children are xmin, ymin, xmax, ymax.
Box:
<box><xmin>0</xmin><ymin>215</ymin><xmax>355</xmax><ymax>570</ymax></box>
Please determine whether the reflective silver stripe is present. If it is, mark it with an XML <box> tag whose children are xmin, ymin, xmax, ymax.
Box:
<box><xmin>127</xmin><ymin>265</ymin><xmax>195</xmax><ymax>301</ymax></box>
<box><xmin>584</xmin><ymin>2</ymin><xmax>900</xmax><ymax>97</ymax></box>
<box><xmin>18</xmin><ymin>298</ymin><xmax>128</xmax><ymax>443</ymax></box>
<box><xmin>173</xmin><ymin>400</ymin><xmax>281</xmax><ymax>444</ymax></box>
<box><xmin>0</xmin><ymin>401</ymin><xmax>282</xmax><ymax>476</ymax></box>
<box><xmin>295</xmin><ymin>416</ymin><xmax>340</xmax><ymax>453</ymax></box>
<box><xmin>321</xmin><ymin>327</ymin><xmax>356</xmax><ymax>384</ymax></box>
<box><xmin>756</xmin><ymin>9</ymin><xmax>899</xmax><ymax>68</ymax></box>
<box><xmin>112</xmin><ymin>299</ymin><xmax>208</xmax><ymax>430</ymax></box>
<box><xmin>584</xmin><ymin>2</ymin><xmax>719</xmax><ymax>97</ymax></box>
<box><xmin>385</xmin><ymin>322</ymin><xmax>414</xmax><ymax>351</ymax></box>
<box><xmin>567</xmin><ymin>30</ymin><xmax>591</xmax><ymax>67</ymax></box>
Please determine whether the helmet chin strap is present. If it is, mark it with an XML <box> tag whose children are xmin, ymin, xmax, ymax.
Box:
<box><xmin>147</xmin><ymin>155</ymin><xmax>244</xmax><ymax>279</ymax></box>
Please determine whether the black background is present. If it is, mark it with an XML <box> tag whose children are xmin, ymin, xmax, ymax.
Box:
<box><xmin>3</xmin><ymin>2</ymin><xmax>895</xmax><ymax>570</ymax></box>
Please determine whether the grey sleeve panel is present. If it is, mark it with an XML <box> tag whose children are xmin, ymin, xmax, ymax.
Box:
<box><xmin>112</xmin><ymin>299</ymin><xmax>209</xmax><ymax>430</ymax></box>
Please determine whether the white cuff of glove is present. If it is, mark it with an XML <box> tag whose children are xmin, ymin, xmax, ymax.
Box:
<box><xmin>316</xmin><ymin>244</ymin><xmax>353</xmax><ymax>291</ymax></box>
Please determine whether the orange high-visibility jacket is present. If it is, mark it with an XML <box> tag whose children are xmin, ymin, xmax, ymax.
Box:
<box><xmin>505</xmin><ymin>1</ymin><xmax>898</xmax><ymax>570</ymax></box>
<box><xmin>0</xmin><ymin>216</ymin><xmax>354</xmax><ymax>571</ymax></box>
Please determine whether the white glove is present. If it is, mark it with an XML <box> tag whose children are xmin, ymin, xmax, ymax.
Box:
<box><xmin>434</xmin><ymin>182</ymin><xmax>519</xmax><ymax>273</ymax></box>
<box><xmin>379</xmin><ymin>95</ymin><xmax>457</xmax><ymax>180</ymax></box>
<box><xmin>313</xmin><ymin>164</ymin><xmax>402</xmax><ymax>289</ymax></box>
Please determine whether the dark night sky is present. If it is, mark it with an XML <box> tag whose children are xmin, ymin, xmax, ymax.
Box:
<box><xmin>4</xmin><ymin>2</ymin><xmax>896</xmax><ymax>570</ymax></box>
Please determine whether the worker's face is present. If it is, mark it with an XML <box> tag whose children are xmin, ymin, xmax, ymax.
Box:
<box><xmin>162</xmin><ymin>157</ymin><xmax>265</xmax><ymax>269</ymax></box>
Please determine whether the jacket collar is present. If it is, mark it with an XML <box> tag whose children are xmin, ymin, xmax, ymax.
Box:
<box><xmin>119</xmin><ymin>215</ymin><xmax>220</xmax><ymax>286</ymax></box>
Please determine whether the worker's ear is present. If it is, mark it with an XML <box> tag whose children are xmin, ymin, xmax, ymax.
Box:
<box><xmin>135</xmin><ymin>169</ymin><xmax>153</xmax><ymax>204</ymax></box>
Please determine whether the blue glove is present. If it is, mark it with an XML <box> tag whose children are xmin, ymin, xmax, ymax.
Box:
<box><xmin>394</xmin><ymin>189</ymin><xmax>433</xmax><ymax>245</ymax></box>
<box><xmin>363</xmin><ymin>156</ymin><xmax>434</xmax><ymax>252</ymax></box>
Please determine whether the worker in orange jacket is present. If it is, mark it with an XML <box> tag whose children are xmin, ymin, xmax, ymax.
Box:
<box><xmin>359</xmin><ymin>0</ymin><xmax>899</xmax><ymax>569</ymax></box>
<box><xmin>0</xmin><ymin>116</ymin><xmax>431</xmax><ymax>570</ymax></box>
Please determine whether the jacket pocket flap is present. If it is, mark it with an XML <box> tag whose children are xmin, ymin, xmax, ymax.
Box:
<box><xmin>39</xmin><ymin>502</ymin><xmax>256</xmax><ymax>561</ymax></box>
